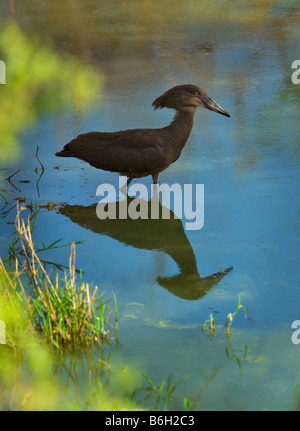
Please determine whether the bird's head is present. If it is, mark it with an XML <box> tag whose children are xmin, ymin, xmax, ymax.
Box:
<box><xmin>152</xmin><ymin>84</ymin><xmax>230</xmax><ymax>117</ymax></box>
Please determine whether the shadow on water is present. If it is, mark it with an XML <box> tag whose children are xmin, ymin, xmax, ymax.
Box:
<box><xmin>58</xmin><ymin>197</ymin><xmax>232</xmax><ymax>301</ymax></box>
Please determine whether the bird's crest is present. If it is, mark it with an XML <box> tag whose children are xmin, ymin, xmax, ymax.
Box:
<box><xmin>152</xmin><ymin>94</ymin><xmax>165</xmax><ymax>110</ymax></box>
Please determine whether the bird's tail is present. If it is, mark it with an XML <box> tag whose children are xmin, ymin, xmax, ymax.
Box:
<box><xmin>55</xmin><ymin>145</ymin><xmax>74</xmax><ymax>157</ymax></box>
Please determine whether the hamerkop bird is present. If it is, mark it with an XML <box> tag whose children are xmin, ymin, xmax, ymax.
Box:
<box><xmin>55</xmin><ymin>84</ymin><xmax>230</xmax><ymax>185</ymax></box>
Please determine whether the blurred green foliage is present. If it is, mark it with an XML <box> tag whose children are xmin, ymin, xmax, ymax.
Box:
<box><xmin>0</xmin><ymin>271</ymin><xmax>179</xmax><ymax>411</ymax></box>
<box><xmin>0</xmin><ymin>279</ymin><xmax>64</xmax><ymax>410</ymax></box>
<box><xmin>0</xmin><ymin>262</ymin><xmax>142</xmax><ymax>410</ymax></box>
<box><xmin>0</xmin><ymin>247</ymin><xmax>190</xmax><ymax>411</ymax></box>
<box><xmin>0</xmin><ymin>21</ymin><xmax>103</xmax><ymax>164</ymax></box>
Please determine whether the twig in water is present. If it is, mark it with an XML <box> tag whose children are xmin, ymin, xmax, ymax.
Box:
<box><xmin>35</xmin><ymin>146</ymin><xmax>45</xmax><ymax>197</ymax></box>
<box><xmin>35</xmin><ymin>146</ymin><xmax>45</xmax><ymax>172</ymax></box>
<box><xmin>5</xmin><ymin>170</ymin><xmax>21</xmax><ymax>192</ymax></box>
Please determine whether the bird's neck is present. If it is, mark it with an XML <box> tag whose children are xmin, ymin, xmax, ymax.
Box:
<box><xmin>165</xmin><ymin>108</ymin><xmax>195</xmax><ymax>155</ymax></box>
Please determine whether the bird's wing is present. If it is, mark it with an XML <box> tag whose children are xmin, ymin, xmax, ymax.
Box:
<box><xmin>66</xmin><ymin>129</ymin><xmax>169</xmax><ymax>176</ymax></box>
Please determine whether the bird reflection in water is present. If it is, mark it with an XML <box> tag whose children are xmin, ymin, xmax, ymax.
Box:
<box><xmin>58</xmin><ymin>197</ymin><xmax>232</xmax><ymax>301</ymax></box>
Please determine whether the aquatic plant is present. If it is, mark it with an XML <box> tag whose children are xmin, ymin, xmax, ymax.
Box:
<box><xmin>202</xmin><ymin>296</ymin><xmax>247</xmax><ymax>338</ymax></box>
<box><xmin>1</xmin><ymin>204</ymin><xmax>111</xmax><ymax>348</ymax></box>
<box><xmin>138</xmin><ymin>372</ymin><xmax>186</xmax><ymax>411</ymax></box>
<box><xmin>0</xmin><ymin>265</ymin><xmax>189</xmax><ymax>410</ymax></box>
<box><xmin>225</xmin><ymin>295</ymin><xmax>247</xmax><ymax>337</ymax></box>
<box><xmin>201</xmin><ymin>313</ymin><xmax>215</xmax><ymax>339</ymax></box>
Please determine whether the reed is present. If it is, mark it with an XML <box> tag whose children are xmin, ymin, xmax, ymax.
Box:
<box><xmin>225</xmin><ymin>295</ymin><xmax>247</xmax><ymax>337</ymax></box>
<box><xmin>1</xmin><ymin>204</ymin><xmax>111</xmax><ymax>348</ymax></box>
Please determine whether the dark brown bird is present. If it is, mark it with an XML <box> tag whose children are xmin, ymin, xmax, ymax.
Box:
<box><xmin>55</xmin><ymin>84</ymin><xmax>230</xmax><ymax>185</ymax></box>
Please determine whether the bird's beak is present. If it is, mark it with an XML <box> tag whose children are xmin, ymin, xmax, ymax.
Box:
<box><xmin>202</xmin><ymin>97</ymin><xmax>230</xmax><ymax>118</ymax></box>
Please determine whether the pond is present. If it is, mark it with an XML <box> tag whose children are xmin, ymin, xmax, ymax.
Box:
<box><xmin>1</xmin><ymin>0</ymin><xmax>300</xmax><ymax>410</ymax></box>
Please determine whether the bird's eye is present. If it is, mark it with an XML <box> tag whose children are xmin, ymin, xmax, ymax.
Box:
<box><xmin>194</xmin><ymin>91</ymin><xmax>200</xmax><ymax>96</ymax></box>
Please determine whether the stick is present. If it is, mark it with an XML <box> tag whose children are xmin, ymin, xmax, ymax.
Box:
<box><xmin>35</xmin><ymin>146</ymin><xmax>45</xmax><ymax>171</ymax></box>
<box><xmin>5</xmin><ymin>170</ymin><xmax>21</xmax><ymax>192</ymax></box>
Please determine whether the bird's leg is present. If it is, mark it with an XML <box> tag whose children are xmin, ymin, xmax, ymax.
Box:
<box><xmin>152</xmin><ymin>173</ymin><xmax>158</xmax><ymax>185</ymax></box>
<box><xmin>119</xmin><ymin>176</ymin><xmax>133</xmax><ymax>196</ymax></box>
<box><xmin>151</xmin><ymin>174</ymin><xmax>159</xmax><ymax>199</ymax></box>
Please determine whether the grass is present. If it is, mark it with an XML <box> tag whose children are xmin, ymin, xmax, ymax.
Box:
<box><xmin>1</xmin><ymin>203</ymin><xmax>111</xmax><ymax>349</ymax></box>
<box><xmin>202</xmin><ymin>296</ymin><xmax>247</xmax><ymax>338</ymax></box>
<box><xmin>201</xmin><ymin>313</ymin><xmax>215</xmax><ymax>339</ymax></box>
<box><xmin>0</xmin><ymin>272</ymin><xmax>188</xmax><ymax>410</ymax></box>
<box><xmin>0</xmin><ymin>203</ymin><xmax>193</xmax><ymax>410</ymax></box>
<box><xmin>0</xmin><ymin>201</ymin><xmax>251</xmax><ymax>410</ymax></box>
<box><xmin>225</xmin><ymin>295</ymin><xmax>247</xmax><ymax>337</ymax></box>
<box><xmin>1</xmin><ymin>257</ymin><xmax>110</xmax><ymax>349</ymax></box>
<box><xmin>136</xmin><ymin>373</ymin><xmax>194</xmax><ymax>411</ymax></box>
<box><xmin>6</xmin><ymin>203</ymin><xmax>84</xmax><ymax>272</ymax></box>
